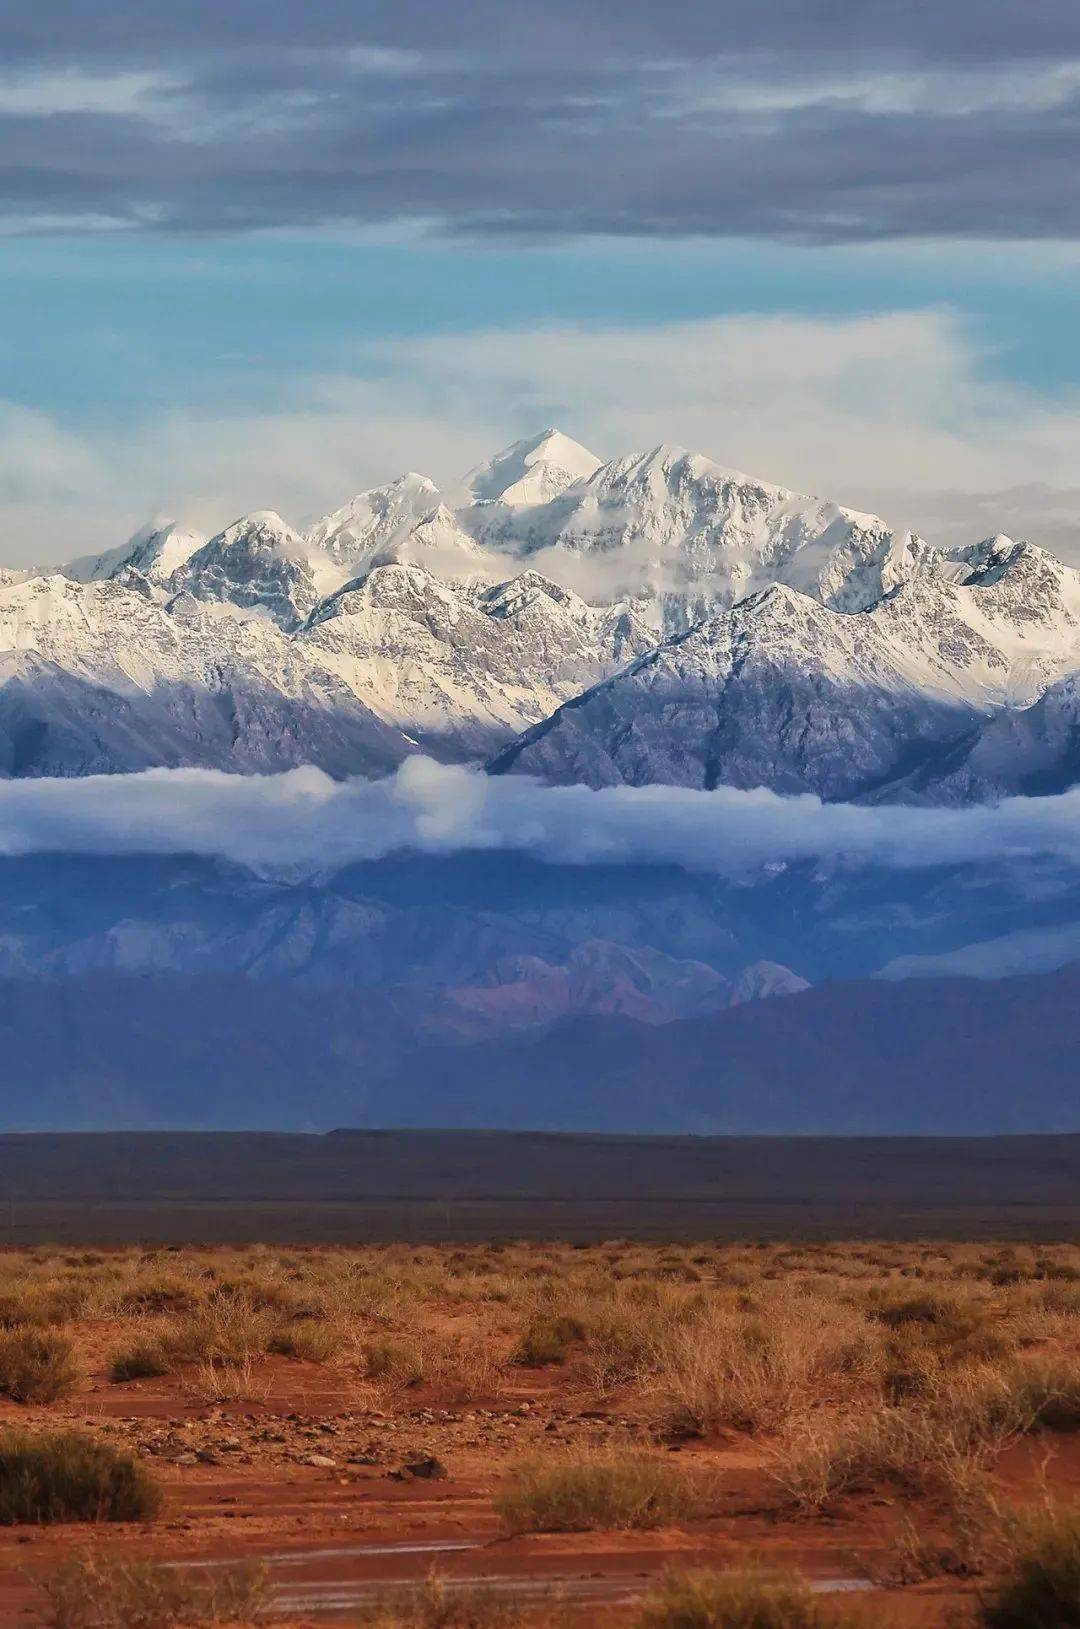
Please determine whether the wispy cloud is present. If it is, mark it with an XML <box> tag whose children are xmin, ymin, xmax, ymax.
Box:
<box><xmin>0</xmin><ymin>67</ymin><xmax>175</xmax><ymax>117</ymax></box>
<box><xmin>6</xmin><ymin>309</ymin><xmax>1080</xmax><ymax>567</ymax></box>
<box><xmin>3</xmin><ymin>758</ymin><xmax>1080</xmax><ymax>880</ymax></box>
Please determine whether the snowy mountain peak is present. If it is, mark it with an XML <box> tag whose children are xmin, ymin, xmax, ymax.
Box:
<box><xmin>463</xmin><ymin>428</ymin><xmax>602</xmax><ymax>505</ymax></box>
<box><xmin>304</xmin><ymin>469</ymin><xmax>459</xmax><ymax>589</ymax></box>
<box><xmin>60</xmin><ymin>520</ymin><xmax>205</xmax><ymax>588</ymax></box>
<box><xmin>19</xmin><ymin>425</ymin><xmax>1080</xmax><ymax>800</ymax></box>
<box><xmin>587</xmin><ymin>443</ymin><xmax>783</xmax><ymax>502</ymax></box>
<box><xmin>478</xmin><ymin>569</ymin><xmax>588</xmax><ymax>619</ymax></box>
<box><xmin>173</xmin><ymin>511</ymin><xmax>331</xmax><ymax>628</ymax></box>
<box><xmin>215</xmin><ymin>510</ymin><xmax>298</xmax><ymax>546</ymax></box>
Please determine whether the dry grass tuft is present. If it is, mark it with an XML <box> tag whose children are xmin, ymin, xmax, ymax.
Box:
<box><xmin>344</xmin><ymin>1574</ymin><xmax>551</xmax><ymax>1628</ymax></box>
<box><xmin>651</xmin><ymin>1296</ymin><xmax>876</xmax><ymax>1436</ymax></box>
<box><xmin>0</xmin><ymin>1327</ymin><xmax>78</xmax><ymax>1403</ymax></box>
<box><xmin>108</xmin><ymin>1335</ymin><xmax>169</xmax><ymax>1383</ymax></box>
<box><xmin>769</xmin><ymin>1385</ymin><xmax>1024</xmax><ymax>1516</ymax></box>
<box><xmin>38</xmin><ymin>1552</ymin><xmax>269</xmax><ymax>1629</ymax></box>
<box><xmin>159</xmin><ymin>1293</ymin><xmax>273</xmax><ymax>1367</ymax></box>
<box><xmin>267</xmin><ymin>1318</ymin><xmax>343</xmax><ymax>1363</ymax></box>
<box><xmin>495</xmin><ymin>1447</ymin><xmax>715</xmax><ymax>1533</ymax></box>
<box><xmin>512</xmin><ymin>1313</ymin><xmax>586</xmax><ymax>1367</ymax></box>
<box><xmin>185</xmin><ymin>1355</ymin><xmax>270</xmax><ymax>1405</ymax></box>
<box><xmin>636</xmin><ymin>1568</ymin><xmax>853</xmax><ymax>1629</ymax></box>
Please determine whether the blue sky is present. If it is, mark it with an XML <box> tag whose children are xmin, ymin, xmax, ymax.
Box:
<box><xmin>6</xmin><ymin>235</ymin><xmax>1080</xmax><ymax>418</ymax></box>
<box><xmin>5</xmin><ymin>0</ymin><xmax>1080</xmax><ymax>561</ymax></box>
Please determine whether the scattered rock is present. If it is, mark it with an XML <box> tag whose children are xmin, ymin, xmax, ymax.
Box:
<box><xmin>399</xmin><ymin>1455</ymin><xmax>447</xmax><ymax>1480</ymax></box>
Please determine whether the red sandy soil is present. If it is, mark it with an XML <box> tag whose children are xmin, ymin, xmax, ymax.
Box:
<box><xmin>1</xmin><ymin>1346</ymin><xmax>1059</xmax><ymax>1627</ymax></box>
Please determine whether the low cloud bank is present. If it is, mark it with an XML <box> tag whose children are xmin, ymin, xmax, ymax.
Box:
<box><xmin>2</xmin><ymin>758</ymin><xmax>1080</xmax><ymax>879</ymax></box>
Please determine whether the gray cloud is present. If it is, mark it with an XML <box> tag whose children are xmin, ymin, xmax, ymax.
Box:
<box><xmin>5</xmin><ymin>3</ymin><xmax>1080</xmax><ymax>241</ymax></box>
<box><xmin>3</xmin><ymin>758</ymin><xmax>1080</xmax><ymax>880</ymax></box>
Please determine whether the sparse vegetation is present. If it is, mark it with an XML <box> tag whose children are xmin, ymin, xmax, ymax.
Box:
<box><xmin>0</xmin><ymin>1235</ymin><xmax>1078</xmax><ymax>1622</ymax></box>
<box><xmin>0</xmin><ymin>1430</ymin><xmax>160</xmax><ymax>1524</ymax></box>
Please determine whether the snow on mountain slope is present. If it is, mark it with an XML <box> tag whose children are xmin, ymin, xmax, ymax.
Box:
<box><xmin>912</xmin><ymin>671</ymin><xmax>1080</xmax><ymax>803</ymax></box>
<box><xmin>491</xmin><ymin>546</ymin><xmax>1080</xmax><ymax>798</ymax></box>
<box><xmin>302</xmin><ymin>563</ymin><xmax>654</xmax><ymax>754</ymax></box>
<box><xmin>463</xmin><ymin>428</ymin><xmax>602</xmax><ymax>505</ymax></box>
<box><xmin>63</xmin><ymin>522</ymin><xmax>205</xmax><ymax>587</ymax></box>
<box><xmin>13</xmin><ymin>427</ymin><xmax>1080</xmax><ymax>793</ymax></box>
<box><xmin>0</xmin><ymin>573</ymin><xmax>416</xmax><ymax>777</ymax></box>
<box><xmin>172</xmin><ymin>511</ymin><xmax>346</xmax><ymax>629</ymax></box>
<box><xmin>0</xmin><ymin>552</ymin><xmax>650</xmax><ymax>775</ymax></box>
<box><xmin>464</xmin><ymin>443</ymin><xmax>944</xmax><ymax>635</ymax></box>
<box><xmin>304</xmin><ymin>473</ymin><xmax>495</xmax><ymax>581</ymax></box>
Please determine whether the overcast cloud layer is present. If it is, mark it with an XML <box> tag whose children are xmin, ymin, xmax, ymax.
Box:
<box><xmin>3</xmin><ymin>758</ymin><xmax>1080</xmax><ymax>880</ymax></box>
<box><xmin>6</xmin><ymin>1</ymin><xmax>1080</xmax><ymax>242</ymax></box>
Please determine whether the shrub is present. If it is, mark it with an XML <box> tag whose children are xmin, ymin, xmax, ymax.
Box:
<box><xmin>39</xmin><ymin>1553</ymin><xmax>268</xmax><ymax>1629</ymax></box>
<box><xmin>159</xmin><ymin>1294</ymin><xmax>272</xmax><ymax>1366</ymax></box>
<box><xmin>495</xmin><ymin>1448</ymin><xmax>713</xmax><ymax>1533</ymax></box>
<box><xmin>267</xmin><ymin>1319</ymin><xmax>342</xmax><ymax>1363</ymax></box>
<box><xmin>362</xmin><ymin>1337</ymin><xmax>421</xmax><ymax>1385</ymax></box>
<box><xmin>1000</xmin><ymin>1356</ymin><xmax>1080</xmax><ymax>1433</ymax></box>
<box><xmin>360</xmin><ymin>1332</ymin><xmax>502</xmax><ymax>1400</ymax></box>
<box><xmin>512</xmin><ymin>1314</ymin><xmax>586</xmax><ymax>1367</ymax></box>
<box><xmin>0</xmin><ymin>1328</ymin><xmax>79</xmax><ymax>1403</ymax></box>
<box><xmin>651</xmin><ymin>1299</ymin><xmax>876</xmax><ymax>1437</ymax></box>
<box><xmin>869</xmin><ymin>1291</ymin><xmax>1003</xmax><ymax>1377</ymax></box>
<box><xmin>770</xmin><ymin>1393</ymin><xmax>1020</xmax><ymax>1515</ymax></box>
<box><xmin>109</xmin><ymin>1339</ymin><xmax>169</xmax><ymax>1383</ymax></box>
<box><xmin>114</xmin><ymin>1273</ymin><xmax>202</xmax><ymax>1316</ymax></box>
<box><xmin>636</xmin><ymin>1568</ymin><xmax>850</xmax><ymax>1629</ymax></box>
<box><xmin>185</xmin><ymin>1356</ymin><xmax>269</xmax><ymax>1405</ymax></box>
<box><xmin>0</xmin><ymin>1430</ymin><xmax>160</xmax><ymax>1524</ymax></box>
<box><xmin>980</xmin><ymin>1507</ymin><xmax>1080</xmax><ymax>1627</ymax></box>
<box><xmin>0</xmin><ymin>1282</ymin><xmax>91</xmax><ymax>1329</ymax></box>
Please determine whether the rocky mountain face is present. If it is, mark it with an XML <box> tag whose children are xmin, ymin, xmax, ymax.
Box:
<box><xmin>0</xmin><ymin>426</ymin><xmax>1071</xmax><ymax>799</ymax></box>
<box><xmin>0</xmin><ymin>840</ymin><xmax>1073</xmax><ymax>1127</ymax></box>
<box><xmin>424</xmin><ymin>943</ymin><xmax>809</xmax><ymax>1041</ymax></box>
<box><xmin>491</xmin><ymin>552</ymin><xmax>1080</xmax><ymax>797</ymax></box>
<box><xmin>0</xmin><ymin>846</ymin><xmax>1071</xmax><ymax>995</ymax></box>
<box><xmin>4</xmin><ymin>962</ymin><xmax>1080</xmax><ymax>1133</ymax></box>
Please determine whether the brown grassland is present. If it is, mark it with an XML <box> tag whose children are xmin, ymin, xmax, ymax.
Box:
<box><xmin>0</xmin><ymin>1239</ymin><xmax>1078</xmax><ymax>1625</ymax></box>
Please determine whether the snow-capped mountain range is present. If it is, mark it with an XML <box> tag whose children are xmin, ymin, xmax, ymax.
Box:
<box><xmin>7</xmin><ymin>426</ymin><xmax>1080</xmax><ymax>800</ymax></box>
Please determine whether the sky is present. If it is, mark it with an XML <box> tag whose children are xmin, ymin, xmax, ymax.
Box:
<box><xmin>5</xmin><ymin>1</ymin><xmax>1080</xmax><ymax>562</ymax></box>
